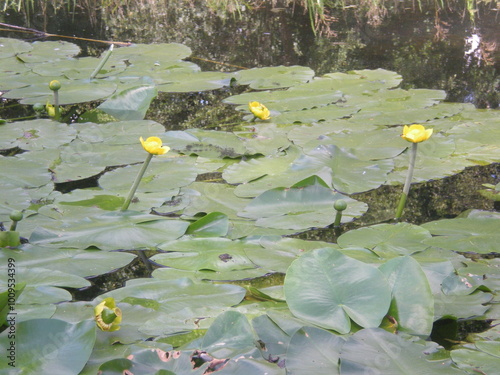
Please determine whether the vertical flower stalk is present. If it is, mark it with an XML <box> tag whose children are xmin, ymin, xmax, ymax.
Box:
<box><xmin>395</xmin><ymin>124</ymin><xmax>433</xmax><ymax>220</ymax></box>
<box><xmin>49</xmin><ymin>80</ymin><xmax>61</xmax><ymax>120</ymax></box>
<box><xmin>121</xmin><ymin>136</ymin><xmax>170</xmax><ymax>211</ymax></box>
<box><xmin>333</xmin><ymin>199</ymin><xmax>347</xmax><ymax>227</ymax></box>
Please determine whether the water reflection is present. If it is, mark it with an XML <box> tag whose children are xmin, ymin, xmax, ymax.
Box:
<box><xmin>99</xmin><ymin>2</ymin><xmax>498</xmax><ymax>108</ymax></box>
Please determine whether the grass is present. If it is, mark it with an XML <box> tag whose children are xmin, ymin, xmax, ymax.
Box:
<box><xmin>0</xmin><ymin>0</ymin><xmax>494</xmax><ymax>32</ymax></box>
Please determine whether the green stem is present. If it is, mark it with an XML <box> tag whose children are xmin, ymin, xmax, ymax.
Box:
<box><xmin>121</xmin><ymin>153</ymin><xmax>153</xmax><ymax>211</ymax></box>
<box><xmin>395</xmin><ymin>142</ymin><xmax>418</xmax><ymax>220</ymax></box>
<box><xmin>53</xmin><ymin>90</ymin><xmax>60</xmax><ymax>121</ymax></box>
<box><xmin>90</xmin><ymin>44</ymin><xmax>114</xmax><ymax>79</ymax></box>
<box><xmin>9</xmin><ymin>221</ymin><xmax>17</xmax><ymax>232</ymax></box>
<box><xmin>333</xmin><ymin>211</ymin><xmax>342</xmax><ymax>227</ymax></box>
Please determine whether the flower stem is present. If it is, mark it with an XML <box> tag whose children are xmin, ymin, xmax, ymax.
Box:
<box><xmin>90</xmin><ymin>44</ymin><xmax>114</xmax><ymax>79</ymax></box>
<box><xmin>121</xmin><ymin>153</ymin><xmax>153</xmax><ymax>211</ymax></box>
<box><xmin>395</xmin><ymin>142</ymin><xmax>418</xmax><ymax>220</ymax></box>
<box><xmin>53</xmin><ymin>90</ymin><xmax>60</xmax><ymax>121</ymax></box>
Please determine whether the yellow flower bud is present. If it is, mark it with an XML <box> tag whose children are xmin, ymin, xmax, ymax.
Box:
<box><xmin>94</xmin><ymin>297</ymin><xmax>122</xmax><ymax>331</ymax></box>
<box><xmin>139</xmin><ymin>136</ymin><xmax>170</xmax><ymax>155</ymax></box>
<box><xmin>46</xmin><ymin>102</ymin><xmax>56</xmax><ymax>118</ymax></box>
<box><xmin>401</xmin><ymin>124</ymin><xmax>433</xmax><ymax>143</ymax></box>
<box><xmin>248</xmin><ymin>101</ymin><xmax>271</xmax><ymax>120</ymax></box>
<box><xmin>49</xmin><ymin>80</ymin><xmax>61</xmax><ymax>91</ymax></box>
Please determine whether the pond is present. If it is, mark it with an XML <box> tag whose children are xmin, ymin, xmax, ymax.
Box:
<box><xmin>0</xmin><ymin>1</ymin><xmax>499</xmax><ymax>374</ymax></box>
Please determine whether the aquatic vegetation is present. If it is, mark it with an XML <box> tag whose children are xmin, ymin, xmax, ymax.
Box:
<box><xmin>94</xmin><ymin>297</ymin><xmax>122</xmax><ymax>332</ymax></box>
<box><xmin>0</xmin><ymin>37</ymin><xmax>499</xmax><ymax>374</ymax></box>
<box><xmin>248</xmin><ymin>101</ymin><xmax>271</xmax><ymax>120</ymax></box>
<box><xmin>396</xmin><ymin>124</ymin><xmax>433</xmax><ymax>219</ymax></box>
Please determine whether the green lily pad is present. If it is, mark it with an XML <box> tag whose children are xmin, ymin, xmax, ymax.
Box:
<box><xmin>337</xmin><ymin>223</ymin><xmax>432</xmax><ymax>258</ymax></box>
<box><xmin>110</xmin><ymin>42</ymin><xmax>192</xmax><ymax>64</ymax></box>
<box><xmin>284</xmin><ymin>248</ymin><xmax>391</xmax><ymax>334</ymax></box>
<box><xmin>201</xmin><ymin>311</ymin><xmax>256</xmax><ymax>358</ymax></box>
<box><xmin>186</xmin><ymin>212</ymin><xmax>230</xmax><ymax>237</ymax></box>
<box><xmin>153</xmin><ymin>237</ymin><xmax>257</xmax><ymax>272</ymax></box>
<box><xmin>379</xmin><ymin>256</ymin><xmax>434</xmax><ymax>336</ymax></box>
<box><xmin>29</xmin><ymin>211</ymin><xmax>189</xmax><ymax>250</ymax></box>
<box><xmin>30</xmin><ymin>56</ymin><xmax>126</xmax><ymax>79</ymax></box>
<box><xmin>0</xmin><ymin>37</ymin><xmax>32</xmax><ymax>58</ymax></box>
<box><xmin>340</xmin><ymin>328</ymin><xmax>465</xmax><ymax>374</ymax></box>
<box><xmin>286</xmin><ymin>326</ymin><xmax>345</xmax><ymax>375</ymax></box>
<box><xmin>223</xmin><ymin>146</ymin><xmax>302</xmax><ymax>186</ymax></box>
<box><xmin>0</xmin><ymin>119</ymin><xmax>77</xmax><ymax>151</ymax></box>
<box><xmin>0</xmin><ymin>156</ymin><xmax>52</xmax><ymax>188</ymax></box>
<box><xmin>17</xmin><ymin>40</ymin><xmax>80</xmax><ymax>63</ymax></box>
<box><xmin>156</xmin><ymin>71</ymin><xmax>231</xmax><ymax>92</ymax></box>
<box><xmin>0</xmin><ymin>244</ymin><xmax>136</xmax><ymax>277</ymax></box>
<box><xmin>295</xmin><ymin>144</ymin><xmax>394</xmax><ymax>194</ymax></box>
<box><xmin>234</xmin><ymin>65</ymin><xmax>315</xmax><ymax>90</ymax></box>
<box><xmin>99</xmin><ymin>156</ymin><xmax>200</xmax><ymax>193</ymax></box>
<box><xmin>451</xmin><ymin>344</ymin><xmax>500</xmax><ymax>374</ymax></box>
<box><xmin>102</xmin><ymin>277</ymin><xmax>246</xmax><ymax>334</ymax></box>
<box><xmin>98</xmin><ymin>85</ymin><xmax>158</xmax><ymax>120</ymax></box>
<box><xmin>422</xmin><ymin>217</ymin><xmax>500</xmax><ymax>254</ymax></box>
<box><xmin>3</xmin><ymin>78</ymin><xmax>118</xmax><ymax>105</ymax></box>
<box><xmin>0</xmin><ymin>319</ymin><xmax>96</xmax><ymax>375</ymax></box>
<box><xmin>238</xmin><ymin>183</ymin><xmax>367</xmax><ymax>231</ymax></box>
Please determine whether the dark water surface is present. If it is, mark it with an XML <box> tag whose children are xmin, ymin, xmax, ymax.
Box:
<box><xmin>2</xmin><ymin>1</ymin><xmax>498</xmax><ymax>107</ymax></box>
<box><xmin>1</xmin><ymin>1</ymin><xmax>499</xmax><ymax>227</ymax></box>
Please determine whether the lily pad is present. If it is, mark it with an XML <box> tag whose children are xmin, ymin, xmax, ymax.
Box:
<box><xmin>29</xmin><ymin>211</ymin><xmax>189</xmax><ymax>250</ymax></box>
<box><xmin>339</xmin><ymin>328</ymin><xmax>465</xmax><ymax>374</ymax></box>
<box><xmin>422</xmin><ymin>217</ymin><xmax>500</xmax><ymax>254</ymax></box>
<box><xmin>337</xmin><ymin>223</ymin><xmax>432</xmax><ymax>258</ymax></box>
<box><xmin>98</xmin><ymin>85</ymin><xmax>158</xmax><ymax>120</ymax></box>
<box><xmin>238</xmin><ymin>183</ymin><xmax>367</xmax><ymax>231</ymax></box>
<box><xmin>0</xmin><ymin>119</ymin><xmax>77</xmax><ymax>151</ymax></box>
<box><xmin>0</xmin><ymin>37</ymin><xmax>32</xmax><ymax>58</ymax></box>
<box><xmin>379</xmin><ymin>256</ymin><xmax>434</xmax><ymax>336</ymax></box>
<box><xmin>286</xmin><ymin>326</ymin><xmax>345</xmax><ymax>375</ymax></box>
<box><xmin>233</xmin><ymin>65</ymin><xmax>315</xmax><ymax>90</ymax></box>
<box><xmin>17</xmin><ymin>40</ymin><xmax>80</xmax><ymax>63</ymax></box>
<box><xmin>284</xmin><ymin>248</ymin><xmax>391</xmax><ymax>334</ymax></box>
<box><xmin>153</xmin><ymin>237</ymin><xmax>257</xmax><ymax>272</ymax></box>
<box><xmin>0</xmin><ymin>319</ymin><xmax>96</xmax><ymax>375</ymax></box>
<box><xmin>0</xmin><ymin>244</ymin><xmax>136</xmax><ymax>277</ymax></box>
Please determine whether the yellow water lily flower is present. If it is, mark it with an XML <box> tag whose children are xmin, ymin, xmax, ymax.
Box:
<box><xmin>401</xmin><ymin>124</ymin><xmax>433</xmax><ymax>143</ymax></box>
<box><xmin>140</xmin><ymin>136</ymin><xmax>170</xmax><ymax>155</ymax></box>
<box><xmin>45</xmin><ymin>101</ymin><xmax>56</xmax><ymax>118</ymax></box>
<box><xmin>248</xmin><ymin>101</ymin><xmax>271</xmax><ymax>120</ymax></box>
<box><xmin>94</xmin><ymin>297</ymin><xmax>122</xmax><ymax>332</ymax></box>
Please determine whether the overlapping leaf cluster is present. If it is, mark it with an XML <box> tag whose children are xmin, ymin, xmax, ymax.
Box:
<box><xmin>0</xmin><ymin>38</ymin><xmax>499</xmax><ymax>374</ymax></box>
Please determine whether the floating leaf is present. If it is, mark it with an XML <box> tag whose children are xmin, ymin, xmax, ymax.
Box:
<box><xmin>286</xmin><ymin>326</ymin><xmax>344</xmax><ymax>375</ymax></box>
<box><xmin>98</xmin><ymin>85</ymin><xmax>158</xmax><ymax>120</ymax></box>
<box><xmin>0</xmin><ymin>119</ymin><xmax>77</xmax><ymax>151</ymax></box>
<box><xmin>29</xmin><ymin>211</ymin><xmax>189</xmax><ymax>250</ymax></box>
<box><xmin>239</xmin><ymin>183</ymin><xmax>367</xmax><ymax>231</ymax></box>
<box><xmin>284</xmin><ymin>248</ymin><xmax>391</xmax><ymax>333</ymax></box>
<box><xmin>0</xmin><ymin>244</ymin><xmax>136</xmax><ymax>277</ymax></box>
<box><xmin>422</xmin><ymin>216</ymin><xmax>500</xmax><ymax>254</ymax></box>
<box><xmin>0</xmin><ymin>319</ymin><xmax>96</xmax><ymax>375</ymax></box>
<box><xmin>337</xmin><ymin>223</ymin><xmax>432</xmax><ymax>258</ymax></box>
<box><xmin>234</xmin><ymin>65</ymin><xmax>315</xmax><ymax>90</ymax></box>
<box><xmin>379</xmin><ymin>256</ymin><xmax>434</xmax><ymax>336</ymax></box>
<box><xmin>202</xmin><ymin>311</ymin><xmax>256</xmax><ymax>358</ymax></box>
<box><xmin>0</xmin><ymin>37</ymin><xmax>32</xmax><ymax>59</ymax></box>
<box><xmin>186</xmin><ymin>212</ymin><xmax>229</xmax><ymax>237</ymax></box>
<box><xmin>339</xmin><ymin>328</ymin><xmax>465</xmax><ymax>374</ymax></box>
<box><xmin>153</xmin><ymin>237</ymin><xmax>257</xmax><ymax>272</ymax></box>
<box><xmin>17</xmin><ymin>40</ymin><xmax>80</xmax><ymax>63</ymax></box>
